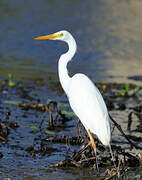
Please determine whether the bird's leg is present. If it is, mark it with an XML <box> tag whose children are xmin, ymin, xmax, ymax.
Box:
<box><xmin>87</xmin><ymin>129</ymin><xmax>99</xmax><ymax>171</ymax></box>
<box><xmin>87</xmin><ymin>129</ymin><xmax>97</xmax><ymax>155</ymax></box>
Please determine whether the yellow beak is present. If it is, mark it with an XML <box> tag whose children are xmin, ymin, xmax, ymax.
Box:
<box><xmin>34</xmin><ymin>33</ymin><xmax>63</xmax><ymax>40</ymax></box>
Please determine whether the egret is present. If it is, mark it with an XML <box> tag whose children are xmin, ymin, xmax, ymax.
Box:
<box><xmin>34</xmin><ymin>30</ymin><xmax>111</xmax><ymax>156</ymax></box>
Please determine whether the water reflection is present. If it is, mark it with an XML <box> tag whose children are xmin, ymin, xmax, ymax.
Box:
<box><xmin>0</xmin><ymin>0</ymin><xmax>142</xmax><ymax>85</ymax></box>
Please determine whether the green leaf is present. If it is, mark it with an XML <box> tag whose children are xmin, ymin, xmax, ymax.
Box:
<box><xmin>3</xmin><ymin>100</ymin><xmax>20</xmax><ymax>105</ymax></box>
<box><xmin>133</xmin><ymin>87</ymin><xmax>141</xmax><ymax>94</ymax></box>
<box><xmin>18</xmin><ymin>83</ymin><xmax>24</xmax><ymax>88</ymax></box>
<box><xmin>8</xmin><ymin>73</ymin><xmax>15</xmax><ymax>87</ymax></box>
<box><xmin>61</xmin><ymin>110</ymin><xmax>75</xmax><ymax>116</ymax></box>
<box><xmin>58</xmin><ymin>102</ymin><xmax>70</xmax><ymax>108</ymax></box>
<box><xmin>120</xmin><ymin>90</ymin><xmax>126</xmax><ymax>96</ymax></box>
<box><xmin>45</xmin><ymin>130</ymin><xmax>55</xmax><ymax>134</ymax></box>
<box><xmin>30</xmin><ymin>125</ymin><xmax>37</xmax><ymax>129</ymax></box>
<box><xmin>124</xmin><ymin>84</ymin><xmax>130</xmax><ymax>92</ymax></box>
<box><xmin>8</xmin><ymin>73</ymin><xmax>12</xmax><ymax>80</ymax></box>
<box><xmin>9</xmin><ymin>80</ymin><xmax>16</xmax><ymax>87</ymax></box>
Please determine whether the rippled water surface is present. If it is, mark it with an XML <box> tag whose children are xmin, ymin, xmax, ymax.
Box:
<box><xmin>0</xmin><ymin>0</ymin><xmax>142</xmax><ymax>85</ymax></box>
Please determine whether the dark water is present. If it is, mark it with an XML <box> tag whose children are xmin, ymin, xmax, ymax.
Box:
<box><xmin>0</xmin><ymin>0</ymin><xmax>142</xmax><ymax>179</ymax></box>
<box><xmin>0</xmin><ymin>80</ymin><xmax>141</xmax><ymax>180</ymax></box>
<box><xmin>0</xmin><ymin>0</ymin><xmax>142</xmax><ymax>85</ymax></box>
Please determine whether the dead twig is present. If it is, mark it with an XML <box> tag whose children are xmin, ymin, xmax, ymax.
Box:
<box><xmin>109</xmin><ymin>114</ymin><xmax>142</xmax><ymax>150</ymax></box>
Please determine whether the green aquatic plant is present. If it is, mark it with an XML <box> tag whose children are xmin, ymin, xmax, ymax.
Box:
<box><xmin>120</xmin><ymin>84</ymin><xmax>141</xmax><ymax>97</ymax></box>
<box><xmin>133</xmin><ymin>86</ymin><xmax>141</xmax><ymax>94</ymax></box>
<box><xmin>45</xmin><ymin>129</ymin><xmax>55</xmax><ymax>134</ymax></box>
<box><xmin>61</xmin><ymin>110</ymin><xmax>75</xmax><ymax>116</ymax></box>
<box><xmin>18</xmin><ymin>83</ymin><xmax>24</xmax><ymax>88</ymax></box>
<box><xmin>3</xmin><ymin>100</ymin><xmax>21</xmax><ymax>105</ymax></box>
<box><xmin>8</xmin><ymin>73</ymin><xmax>16</xmax><ymax>87</ymax></box>
<box><xmin>30</xmin><ymin>125</ymin><xmax>38</xmax><ymax>129</ymax></box>
<box><xmin>120</xmin><ymin>84</ymin><xmax>130</xmax><ymax>96</ymax></box>
<box><xmin>29</xmin><ymin>125</ymin><xmax>38</xmax><ymax>134</ymax></box>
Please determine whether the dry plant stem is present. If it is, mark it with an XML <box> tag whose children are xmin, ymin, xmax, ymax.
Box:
<box><xmin>80</xmin><ymin>141</ymin><xmax>91</xmax><ymax>154</ymax></box>
<box><xmin>49</xmin><ymin>111</ymin><xmax>54</xmax><ymax>127</ymax></box>
<box><xmin>108</xmin><ymin>143</ymin><xmax>116</xmax><ymax>168</ymax></box>
<box><xmin>73</xmin><ymin>141</ymin><xmax>92</xmax><ymax>160</ymax></box>
<box><xmin>109</xmin><ymin>114</ymin><xmax>142</xmax><ymax>150</ymax></box>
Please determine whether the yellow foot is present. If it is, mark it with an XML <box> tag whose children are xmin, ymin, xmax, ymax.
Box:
<box><xmin>87</xmin><ymin>129</ymin><xmax>97</xmax><ymax>155</ymax></box>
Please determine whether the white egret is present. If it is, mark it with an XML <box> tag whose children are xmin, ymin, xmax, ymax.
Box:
<box><xmin>34</xmin><ymin>30</ymin><xmax>111</xmax><ymax>155</ymax></box>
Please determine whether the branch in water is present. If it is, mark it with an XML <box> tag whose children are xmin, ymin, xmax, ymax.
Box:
<box><xmin>109</xmin><ymin>114</ymin><xmax>142</xmax><ymax>150</ymax></box>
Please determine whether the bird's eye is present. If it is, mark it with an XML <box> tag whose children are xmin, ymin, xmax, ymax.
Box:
<box><xmin>56</xmin><ymin>33</ymin><xmax>63</xmax><ymax>38</ymax></box>
<box><xmin>60</xmin><ymin>33</ymin><xmax>63</xmax><ymax>37</ymax></box>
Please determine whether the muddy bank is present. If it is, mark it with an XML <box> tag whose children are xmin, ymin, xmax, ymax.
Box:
<box><xmin>0</xmin><ymin>77</ymin><xmax>141</xmax><ymax>179</ymax></box>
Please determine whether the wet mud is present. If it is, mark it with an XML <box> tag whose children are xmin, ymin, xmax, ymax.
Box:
<box><xmin>0</xmin><ymin>78</ymin><xmax>142</xmax><ymax>179</ymax></box>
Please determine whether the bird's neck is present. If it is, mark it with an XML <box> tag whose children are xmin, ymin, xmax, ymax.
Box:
<box><xmin>58</xmin><ymin>36</ymin><xmax>77</xmax><ymax>95</ymax></box>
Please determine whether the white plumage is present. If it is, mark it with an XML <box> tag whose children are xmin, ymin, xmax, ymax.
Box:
<box><xmin>34</xmin><ymin>30</ymin><xmax>111</xmax><ymax>148</ymax></box>
<box><xmin>68</xmin><ymin>73</ymin><xmax>110</xmax><ymax>146</ymax></box>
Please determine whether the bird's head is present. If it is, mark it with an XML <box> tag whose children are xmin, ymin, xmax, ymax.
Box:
<box><xmin>34</xmin><ymin>30</ymin><xmax>71</xmax><ymax>42</ymax></box>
